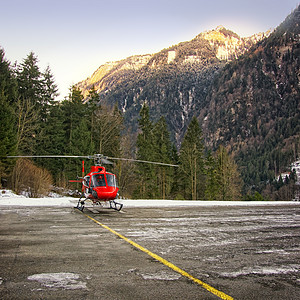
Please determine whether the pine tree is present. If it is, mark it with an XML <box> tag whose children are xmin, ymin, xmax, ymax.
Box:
<box><xmin>59</xmin><ymin>86</ymin><xmax>91</xmax><ymax>180</ymax></box>
<box><xmin>0</xmin><ymin>48</ymin><xmax>18</xmax><ymax>186</ymax></box>
<box><xmin>42</xmin><ymin>65</ymin><xmax>59</xmax><ymax>104</ymax></box>
<box><xmin>16</xmin><ymin>52</ymin><xmax>43</xmax><ymax>105</ymax></box>
<box><xmin>36</xmin><ymin>102</ymin><xmax>66</xmax><ymax>184</ymax></box>
<box><xmin>136</xmin><ymin>104</ymin><xmax>156</xmax><ymax>198</ymax></box>
<box><xmin>153</xmin><ymin>117</ymin><xmax>175</xmax><ymax>199</ymax></box>
<box><xmin>40</xmin><ymin>65</ymin><xmax>59</xmax><ymax>119</ymax></box>
<box><xmin>15</xmin><ymin>52</ymin><xmax>52</xmax><ymax>154</ymax></box>
<box><xmin>87</xmin><ymin>85</ymin><xmax>99</xmax><ymax>105</ymax></box>
<box><xmin>70</xmin><ymin>119</ymin><xmax>92</xmax><ymax>155</ymax></box>
<box><xmin>204</xmin><ymin>150</ymin><xmax>219</xmax><ymax>200</ymax></box>
<box><xmin>179</xmin><ymin>116</ymin><xmax>205</xmax><ymax>200</ymax></box>
<box><xmin>62</xmin><ymin>86</ymin><xmax>85</xmax><ymax>153</ymax></box>
<box><xmin>34</xmin><ymin>65</ymin><xmax>59</xmax><ymax>161</ymax></box>
<box><xmin>0</xmin><ymin>48</ymin><xmax>18</xmax><ymax>104</ymax></box>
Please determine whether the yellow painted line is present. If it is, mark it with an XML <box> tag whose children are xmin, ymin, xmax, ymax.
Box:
<box><xmin>84</xmin><ymin>213</ymin><xmax>234</xmax><ymax>300</ymax></box>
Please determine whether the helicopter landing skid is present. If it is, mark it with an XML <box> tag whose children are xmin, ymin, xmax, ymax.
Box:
<box><xmin>75</xmin><ymin>194</ymin><xmax>86</xmax><ymax>211</ymax></box>
<box><xmin>75</xmin><ymin>195</ymin><xmax>123</xmax><ymax>212</ymax></box>
<box><xmin>75</xmin><ymin>200</ymin><xmax>85</xmax><ymax>211</ymax></box>
<box><xmin>109</xmin><ymin>200</ymin><xmax>123</xmax><ymax>211</ymax></box>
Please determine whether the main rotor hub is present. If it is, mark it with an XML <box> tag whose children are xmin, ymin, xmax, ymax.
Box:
<box><xmin>94</xmin><ymin>154</ymin><xmax>103</xmax><ymax>166</ymax></box>
<box><xmin>91</xmin><ymin>154</ymin><xmax>113</xmax><ymax>166</ymax></box>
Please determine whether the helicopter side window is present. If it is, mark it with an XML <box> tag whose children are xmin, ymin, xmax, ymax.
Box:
<box><xmin>92</xmin><ymin>174</ymin><xmax>106</xmax><ymax>187</ymax></box>
<box><xmin>106</xmin><ymin>174</ymin><xmax>117</xmax><ymax>187</ymax></box>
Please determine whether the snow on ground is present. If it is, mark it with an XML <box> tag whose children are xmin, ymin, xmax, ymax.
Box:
<box><xmin>219</xmin><ymin>265</ymin><xmax>300</xmax><ymax>278</ymax></box>
<box><xmin>27</xmin><ymin>273</ymin><xmax>87</xmax><ymax>289</ymax></box>
<box><xmin>0</xmin><ymin>189</ymin><xmax>299</xmax><ymax>208</ymax></box>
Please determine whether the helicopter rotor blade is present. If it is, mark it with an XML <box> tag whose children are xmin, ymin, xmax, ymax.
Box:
<box><xmin>7</xmin><ymin>155</ymin><xmax>90</xmax><ymax>159</ymax></box>
<box><xmin>7</xmin><ymin>155</ymin><xmax>114</xmax><ymax>166</ymax></box>
<box><xmin>107</xmin><ymin>157</ymin><xmax>179</xmax><ymax>167</ymax></box>
<box><xmin>100</xmin><ymin>157</ymin><xmax>113</xmax><ymax>165</ymax></box>
<box><xmin>7</xmin><ymin>155</ymin><xmax>179</xmax><ymax>167</ymax></box>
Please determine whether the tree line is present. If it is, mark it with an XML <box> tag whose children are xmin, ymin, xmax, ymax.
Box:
<box><xmin>0</xmin><ymin>48</ymin><xmax>253</xmax><ymax>200</ymax></box>
<box><xmin>135</xmin><ymin>106</ymin><xmax>242</xmax><ymax>200</ymax></box>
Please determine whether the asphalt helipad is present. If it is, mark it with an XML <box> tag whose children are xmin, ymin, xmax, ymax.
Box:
<box><xmin>0</xmin><ymin>204</ymin><xmax>299</xmax><ymax>299</ymax></box>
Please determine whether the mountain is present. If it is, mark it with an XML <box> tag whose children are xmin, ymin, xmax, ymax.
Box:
<box><xmin>76</xmin><ymin>5</ymin><xmax>300</xmax><ymax>194</ymax></box>
<box><xmin>76</xmin><ymin>25</ymin><xmax>268</xmax><ymax>143</ymax></box>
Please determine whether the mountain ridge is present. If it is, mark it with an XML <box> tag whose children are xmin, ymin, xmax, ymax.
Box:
<box><xmin>76</xmin><ymin>25</ymin><xmax>269</xmax><ymax>99</ymax></box>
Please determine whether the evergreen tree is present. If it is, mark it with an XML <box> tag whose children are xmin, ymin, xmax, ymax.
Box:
<box><xmin>179</xmin><ymin>116</ymin><xmax>205</xmax><ymax>200</ymax></box>
<box><xmin>204</xmin><ymin>150</ymin><xmax>219</xmax><ymax>200</ymax></box>
<box><xmin>34</xmin><ymin>65</ymin><xmax>59</xmax><ymax>160</ymax></box>
<box><xmin>15</xmin><ymin>52</ymin><xmax>54</xmax><ymax>154</ymax></box>
<box><xmin>70</xmin><ymin>119</ymin><xmax>92</xmax><ymax>155</ymax></box>
<box><xmin>60</xmin><ymin>86</ymin><xmax>91</xmax><ymax>180</ymax></box>
<box><xmin>68</xmin><ymin>86</ymin><xmax>92</xmax><ymax>156</ymax></box>
<box><xmin>153</xmin><ymin>117</ymin><xmax>175</xmax><ymax>199</ymax></box>
<box><xmin>86</xmin><ymin>85</ymin><xmax>100</xmax><ymax>153</ymax></box>
<box><xmin>35</xmin><ymin>102</ymin><xmax>66</xmax><ymax>184</ymax></box>
<box><xmin>42</xmin><ymin>65</ymin><xmax>59</xmax><ymax>105</ymax></box>
<box><xmin>135</xmin><ymin>104</ymin><xmax>156</xmax><ymax>198</ymax></box>
<box><xmin>40</xmin><ymin>65</ymin><xmax>59</xmax><ymax>119</ymax></box>
<box><xmin>16</xmin><ymin>52</ymin><xmax>43</xmax><ymax>105</ymax></box>
<box><xmin>0</xmin><ymin>48</ymin><xmax>18</xmax><ymax>186</ymax></box>
<box><xmin>87</xmin><ymin>85</ymin><xmax>99</xmax><ymax>105</ymax></box>
<box><xmin>62</xmin><ymin>86</ymin><xmax>86</xmax><ymax>153</ymax></box>
<box><xmin>0</xmin><ymin>48</ymin><xmax>18</xmax><ymax>104</ymax></box>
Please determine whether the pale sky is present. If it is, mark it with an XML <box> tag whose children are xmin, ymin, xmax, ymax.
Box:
<box><xmin>1</xmin><ymin>0</ymin><xmax>299</xmax><ymax>99</ymax></box>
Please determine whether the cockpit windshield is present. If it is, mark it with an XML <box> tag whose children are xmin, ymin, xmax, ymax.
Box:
<box><xmin>92</xmin><ymin>174</ymin><xmax>106</xmax><ymax>187</ymax></box>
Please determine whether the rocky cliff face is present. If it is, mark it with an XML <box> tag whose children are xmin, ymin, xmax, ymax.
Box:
<box><xmin>77</xmin><ymin>54</ymin><xmax>153</xmax><ymax>98</ymax></box>
<box><xmin>199</xmin><ymin>26</ymin><xmax>270</xmax><ymax>60</ymax></box>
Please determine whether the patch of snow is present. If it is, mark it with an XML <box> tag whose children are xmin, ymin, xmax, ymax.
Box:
<box><xmin>256</xmin><ymin>249</ymin><xmax>290</xmax><ymax>255</ymax></box>
<box><xmin>27</xmin><ymin>273</ymin><xmax>87</xmax><ymax>289</ymax></box>
<box><xmin>0</xmin><ymin>189</ymin><xmax>25</xmax><ymax>198</ymax></box>
<box><xmin>120</xmin><ymin>199</ymin><xmax>300</xmax><ymax>208</ymax></box>
<box><xmin>0</xmin><ymin>189</ymin><xmax>299</xmax><ymax>208</ymax></box>
<box><xmin>141</xmin><ymin>271</ymin><xmax>181</xmax><ymax>281</ymax></box>
<box><xmin>220</xmin><ymin>265</ymin><xmax>300</xmax><ymax>278</ymax></box>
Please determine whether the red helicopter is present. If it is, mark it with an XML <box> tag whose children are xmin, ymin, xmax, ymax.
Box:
<box><xmin>69</xmin><ymin>154</ymin><xmax>122</xmax><ymax>211</ymax></box>
<box><xmin>8</xmin><ymin>154</ymin><xmax>178</xmax><ymax>212</ymax></box>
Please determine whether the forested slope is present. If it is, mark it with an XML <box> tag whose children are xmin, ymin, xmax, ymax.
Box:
<box><xmin>200</xmin><ymin>6</ymin><xmax>300</xmax><ymax>193</ymax></box>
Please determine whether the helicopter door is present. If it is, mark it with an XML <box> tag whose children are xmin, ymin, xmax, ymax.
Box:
<box><xmin>106</xmin><ymin>174</ymin><xmax>117</xmax><ymax>187</ymax></box>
